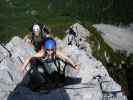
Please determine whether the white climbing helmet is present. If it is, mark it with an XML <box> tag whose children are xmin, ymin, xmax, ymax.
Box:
<box><xmin>32</xmin><ymin>24</ymin><xmax>41</xmax><ymax>32</ymax></box>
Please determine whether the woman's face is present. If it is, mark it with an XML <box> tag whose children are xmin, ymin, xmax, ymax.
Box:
<box><xmin>34</xmin><ymin>31</ymin><xmax>40</xmax><ymax>37</ymax></box>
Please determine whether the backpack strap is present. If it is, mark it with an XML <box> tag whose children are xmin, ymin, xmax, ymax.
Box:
<box><xmin>40</xmin><ymin>31</ymin><xmax>46</xmax><ymax>39</ymax></box>
<box><xmin>31</xmin><ymin>32</ymin><xmax>35</xmax><ymax>42</ymax></box>
<box><xmin>54</xmin><ymin>58</ymin><xmax>67</xmax><ymax>76</ymax></box>
<box><xmin>54</xmin><ymin>59</ymin><xmax>61</xmax><ymax>73</ymax></box>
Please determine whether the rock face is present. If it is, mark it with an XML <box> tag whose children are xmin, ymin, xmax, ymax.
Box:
<box><xmin>0</xmin><ymin>44</ymin><xmax>10</xmax><ymax>62</ymax></box>
<box><xmin>0</xmin><ymin>23</ymin><xmax>127</xmax><ymax>100</ymax></box>
<box><xmin>93</xmin><ymin>24</ymin><xmax>133</xmax><ymax>54</ymax></box>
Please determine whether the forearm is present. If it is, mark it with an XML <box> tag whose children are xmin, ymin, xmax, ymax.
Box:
<box><xmin>64</xmin><ymin>57</ymin><xmax>75</xmax><ymax>68</ymax></box>
<box><xmin>21</xmin><ymin>50</ymin><xmax>44</xmax><ymax>72</ymax></box>
<box><xmin>56</xmin><ymin>51</ymin><xmax>77</xmax><ymax>69</ymax></box>
<box><xmin>65</xmin><ymin>57</ymin><xmax>80</xmax><ymax>71</ymax></box>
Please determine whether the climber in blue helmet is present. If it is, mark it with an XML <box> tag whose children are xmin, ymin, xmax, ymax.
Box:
<box><xmin>21</xmin><ymin>37</ymin><xmax>80</xmax><ymax>87</ymax></box>
<box><xmin>41</xmin><ymin>37</ymin><xmax>57</xmax><ymax>61</ymax></box>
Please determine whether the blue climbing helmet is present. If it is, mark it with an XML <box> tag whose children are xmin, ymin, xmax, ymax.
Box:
<box><xmin>44</xmin><ymin>38</ymin><xmax>56</xmax><ymax>49</ymax></box>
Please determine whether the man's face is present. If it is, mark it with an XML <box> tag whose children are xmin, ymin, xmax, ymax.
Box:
<box><xmin>46</xmin><ymin>49</ymin><xmax>54</xmax><ymax>59</ymax></box>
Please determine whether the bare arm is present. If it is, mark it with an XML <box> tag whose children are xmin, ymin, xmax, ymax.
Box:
<box><xmin>56</xmin><ymin>51</ymin><xmax>80</xmax><ymax>70</ymax></box>
<box><xmin>21</xmin><ymin>49</ymin><xmax>44</xmax><ymax>71</ymax></box>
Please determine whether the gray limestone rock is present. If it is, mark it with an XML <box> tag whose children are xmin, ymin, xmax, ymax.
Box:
<box><xmin>0</xmin><ymin>24</ymin><xmax>127</xmax><ymax>100</ymax></box>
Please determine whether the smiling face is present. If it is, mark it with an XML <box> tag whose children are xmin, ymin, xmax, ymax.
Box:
<box><xmin>46</xmin><ymin>49</ymin><xmax>54</xmax><ymax>55</ymax></box>
<box><xmin>45</xmin><ymin>48</ymin><xmax>55</xmax><ymax>59</ymax></box>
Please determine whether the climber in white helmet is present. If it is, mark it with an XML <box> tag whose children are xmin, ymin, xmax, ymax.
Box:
<box><xmin>24</xmin><ymin>23</ymin><xmax>51</xmax><ymax>52</ymax></box>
